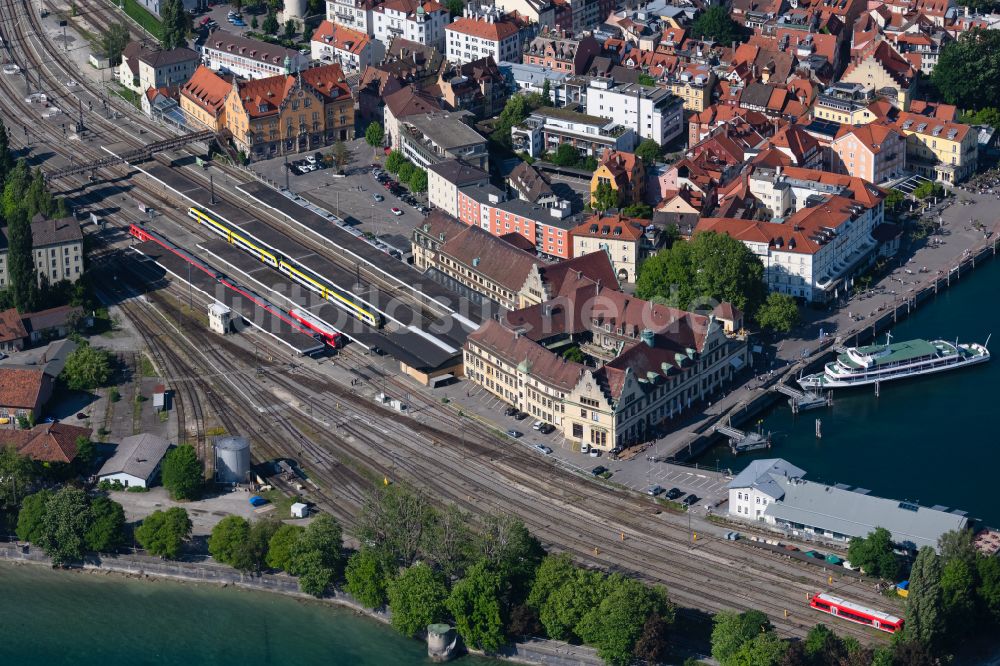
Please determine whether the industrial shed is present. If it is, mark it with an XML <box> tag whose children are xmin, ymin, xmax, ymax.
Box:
<box><xmin>98</xmin><ymin>433</ymin><xmax>171</xmax><ymax>488</ymax></box>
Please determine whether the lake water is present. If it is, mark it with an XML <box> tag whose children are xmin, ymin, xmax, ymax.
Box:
<box><xmin>0</xmin><ymin>561</ymin><xmax>493</xmax><ymax>666</ymax></box>
<box><xmin>706</xmin><ymin>256</ymin><xmax>1000</xmax><ymax>526</ymax></box>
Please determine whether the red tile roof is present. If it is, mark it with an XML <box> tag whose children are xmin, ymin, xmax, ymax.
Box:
<box><xmin>447</xmin><ymin>16</ymin><xmax>520</xmax><ymax>42</ymax></box>
<box><xmin>3</xmin><ymin>422</ymin><xmax>91</xmax><ymax>464</ymax></box>
<box><xmin>180</xmin><ymin>65</ymin><xmax>232</xmax><ymax>117</ymax></box>
<box><xmin>0</xmin><ymin>367</ymin><xmax>50</xmax><ymax>410</ymax></box>
<box><xmin>466</xmin><ymin>319</ymin><xmax>584</xmax><ymax>391</ymax></box>
<box><xmin>311</xmin><ymin>21</ymin><xmax>371</xmax><ymax>56</ymax></box>
<box><xmin>571</xmin><ymin>213</ymin><xmax>646</xmax><ymax>242</ymax></box>
<box><xmin>0</xmin><ymin>308</ymin><xmax>27</xmax><ymax>344</ymax></box>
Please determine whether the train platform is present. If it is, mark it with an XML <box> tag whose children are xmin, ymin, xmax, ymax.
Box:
<box><xmin>198</xmin><ymin>239</ymin><xmax>461</xmax><ymax>373</ymax></box>
<box><xmin>130</xmin><ymin>240</ymin><xmax>325</xmax><ymax>356</ymax></box>
<box><xmin>239</xmin><ymin>182</ymin><xmax>489</xmax><ymax>326</ymax></box>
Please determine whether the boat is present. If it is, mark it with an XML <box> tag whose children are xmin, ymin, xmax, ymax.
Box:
<box><xmin>798</xmin><ymin>333</ymin><xmax>990</xmax><ymax>389</ymax></box>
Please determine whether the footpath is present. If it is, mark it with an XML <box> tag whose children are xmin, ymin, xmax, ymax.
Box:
<box><xmin>0</xmin><ymin>542</ymin><xmax>604</xmax><ymax>666</ymax></box>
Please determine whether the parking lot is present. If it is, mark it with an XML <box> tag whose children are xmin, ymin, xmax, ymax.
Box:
<box><xmin>250</xmin><ymin>138</ymin><xmax>429</xmax><ymax>244</ymax></box>
<box><xmin>435</xmin><ymin>379</ymin><xmax>732</xmax><ymax>511</ymax></box>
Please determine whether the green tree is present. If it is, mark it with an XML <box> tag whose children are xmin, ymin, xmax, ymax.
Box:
<box><xmin>37</xmin><ymin>487</ymin><xmax>91</xmax><ymax>566</ymax></box>
<box><xmin>959</xmin><ymin>106</ymin><xmax>1000</xmax><ymax>128</ymax></box>
<box><xmin>576</xmin><ymin>575</ymin><xmax>673</xmax><ymax>666</ymax></box>
<box><xmin>365</xmin><ymin>122</ymin><xmax>384</xmax><ymax>151</ymax></box>
<box><xmin>422</xmin><ymin>503</ymin><xmax>474</xmax><ymax>578</ymax></box>
<box><xmin>250</xmin><ymin>15</ymin><xmax>258</xmax><ymax>29</ymax></box>
<box><xmin>635</xmin><ymin>231</ymin><xmax>767</xmax><ymax>318</ymax></box>
<box><xmin>0</xmin><ymin>117</ymin><xmax>14</xmax><ymax>184</ymax></box>
<box><xmin>940</xmin><ymin>557</ymin><xmax>976</xmax><ymax>638</ymax></box>
<box><xmin>637</xmin><ymin>73</ymin><xmax>657</xmax><ymax>87</ymax></box>
<box><xmin>60</xmin><ymin>343</ymin><xmax>112</xmax><ymax>391</ymax></box>
<box><xmin>332</xmin><ymin>141</ymin><xmax>349</xmax><ymax>171</ymax></box>
<box><xmin>0</xmin><ymin>445</ymin><xmax>35</xmax><ymax>511</ymax></box>
<box><xmin>262</xmin><ymin>11</ymin><xmax>279</xmax><ymax>35</ymax></box>
<box><xmin>283</xmin><ymin>19</ymin><xmax>297</xmax><ymax>40</ymax></box>
<box><xmin>102</xmin><ymin>22</ymin><xmax>130</xmax><ymax>67</ymax></box>
<box><xmin>541</xmin><ymin>78</ymin><xmax>553</xmax><ymax>106</ymax></box>
<box><xmin>621</xmin><ymin>203</ymin><xmax>653</xmax><ymax>219</ymax></box>
<box><xmin>74</xmin><ymin>435</ymin><xmax>97</xmax><ymax>471</ymax></box>
<box><xmin>448</xmin><ymin>559</ymin><xmax>506</xmax><ymax>652</ymax></box>
<box><xmin>356</xmin><ymin>483</ymin><xmax>432</xmax><ymax>567</ymax></box>
<box><xmin>244</xmin><ymin>518</ymin><xmax>280</xmax><ymax>574</ymax></box>
<box><xmin>476</xmin><ymin>512</ymin><xmax>542</xmax><ymax>600</ymax></box>
<box><xmin>345</xmin><ymin>547</ymin><xmax>396</xmax><ymax>609</ymax></box>
<box><xmin>491</xmin><ymin>95</ymin><xmax>533</xmax><ymax>149</ymax></box>
<box><xmin>729</xmin><ymin>630</ymin><xmax>788</xmax><ymax>666</ymax></box>
<box><xmin>890</xmin><ymin>640</ymin><xmax>937</xmax><ymax>666</ymax></box>
<box><xmin>384</xmin><ymin>150</ymin><xmax>406</xmax><ymax>173</ymax></box>
<box><xmin>561</xmin><ymin>346</ymin><xmax>586</xmax><ymax>363</ymax></box>
<box><xmin>444</xmin><ymin>0</ymin><xmax>464</xmax><ymax>15</ymax></box>
<box><xmin>2</xmin><ymin>158</ymin><xmax>30</xmax><ymax>219</ymax></box>
<box><xmin>938</xmin><ymin>529</ymin><xmax>977</xmax><ymax>568</ymax></box>
<box><xmin>161</xmin><ymin>444</ymin><xmax>203</xmax><ymax>500</ymax></box>
<box><xmin>6</xmin><ymin>208</ymin><xmax>37</xmax><ymax>312</ymax></box>
<box><xmin>711</xmin><ymin>610</ymin><xmax>772</xmax><ymax>664</ymax></box>
<box><xmin>913</xmin><ymin>181</ymin><xmax>943</xmax><ymax>200</ymax></box>
<box><xmin>931</xmin><ymin>29</ymin><xmax>1000</xmax><ymax>110</ymax></box>
<box><xmin>16</xmin><ymin>489</ymin><xmax>53</xmax><ymax>543</ymax></box>
<box><xmin>803</xmin><ymin>624</ymin><xmax>848</xmax><ymax>665</ymax></box>
<box><xmin>85</xmin><ymin>495</ymin><xmax>125</xmax><ymax>553</ymax></box>
<box><xmin>689</xmin><ymin>6</ymin><xmax>747</xmax><ymax>44</ymax></box>
<box><xmin>288</xmin><ymin>514</ymin><xmax>344</xmax><ymax>596</ymax></box>
<box><xmin>756</xmin><ymin>293</ymin><xmax>800</xmax><ymax>334</ymax></box>
<box><xmin>528</xmin><ymin>554</ymin><xmax>605</xmax><ymax>641</ymax></box>
<box><xmin>135</xmin><ymin>507</ymin><xmax>191</xmax><ymax>559</ymax></box>
<box><xmin>159</xmin><ymin>0</ymin><xmax>189</xmax><ymax>49</ymax></box>
<box><xmin>397</xmin><ymin>161</ymin><xmax>416</xmax><ymax>183</ymax></box>
<box><xmin>551</xmin><ymin>143</ymin><xmax>581</xmax><ymax>167</ymax></box>
<box><xmin>884</xmin><ymin>188</ymin><xmax>905</xmax><ymax>210</ymax></box>
<box><xmin>977</xmin><ymin>555</ymin><xmax>1000</xmax><ymax>623</ymax></box>
<box><xmin>592</xmin><ymin>180</ymin><xmax>619</xmax><ymax>211</ymax></box>
<box><xmin>266</xmin><ymin>523</ymin><xmax>303</xmax><ymax>571</ymax></box>
<box><xmin>635</xmin><ymin>138</ymin><xmax>661</xmax><ymax>164</ymax></box>
<box><xmin>906</xmin><ymin>546</ymin><xmax>943</xmax><ymax>649</ymax></box>
<box><xmin>387</xmin><ymin>561</ymin><xmax>449</xmax><ymax>637</ymax></box>
<box><xmin>209</xmin><ymin>515</ymin><xmax>252</xmax><ymax>567</ymax></box>
<box><xmin>847</xmin><ymin>527</ymin><xmax>900</xmax><ymax>580</ymax></box>
<box><xmin>408</xmin><ymin>168</ymin><xmax>428</xmax><ymax>193</ymax></box>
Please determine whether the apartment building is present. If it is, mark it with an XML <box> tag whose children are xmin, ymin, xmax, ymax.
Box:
<box><xmin>0</xmin><ymin>215</ymin><xmax>84</xmax><ymax>289</ymax></box>
<box><xmin>586</xmin><ymin>79</ymin><xmax>684</xmax><ymax>146</ymax></box>
<box><xmin>521</xmin><ymin>31</ymin><xmax>601</xmax><ymax>75</ymax></box>
<box><xmin>668</xmin><ymin>64</ymin><xmax>716</xmax><ymax>113</ymax></box>
<box><xmin>327</xmin><ymin>0</ymin><xmax>378</xmax><ymax>34</ymax></box>
<box><xmin>426</xmin><ymin>160</ymin><xmax>490</xmax><ymax>219</ymax></box>
<box><xmin>446</xmin><ymin>7</ymin><xmax>525</xmax><ymax>66</ymax></box>
<box><xmin>893</xmin><ymin>112</ymin><xmax>978</xmax><ymax>183</ymax></box>
<box><xmin>831</xmin><ymin>122</ymin><xmax>907</xmax><ymax>183</ymax></box>
<box><xmin>373</xmin><ymin>0</ymin><xmax>449</xmax><ymax>50</ymax></box>
<box><xmin>179</xmin><ymin>65</ymin><xmax>232</xmax><ymax>131</ymax></box>
<box><xmin>311</xmin><ymin>21</ymin><xmax>381</xmax><ymax>73</ymax></box>
<box><xmin>590</xmin><ymin>150</ymin><xmax>646</xmax><ymax>207</ymax></box>
<box><xmin>570</xmin><ymin>213</ymin><xmax>655</xmax><ymax>284</ymax></box>
<box><xmin>512</xmin><ymin>106</ymin><xmax>636</xmax><ymax>159</ymax></box>
<box><xmin>196</xmin><ymin>32</ymin><xmax>309</xmax><ymax>80</ymax></box>
<box><xmin>397</xmin><ymin>111</ymin><xmax>490</xmax><ymax>171</ymax></box>
<box><xmin>117</xmin><ymin>42</ymin><xmax>199</xmax><ymax>94</ymax></box>
<box><xmin>223</xmin><ymin>64</ymin><xmax>354</xmax><ymax>160</ymax></box>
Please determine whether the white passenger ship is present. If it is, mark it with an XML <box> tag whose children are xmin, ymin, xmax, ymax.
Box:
<box><xmin>798</xmin><ymin>334</ymin><xmax>990</xmax><ymax>389</ymax></box>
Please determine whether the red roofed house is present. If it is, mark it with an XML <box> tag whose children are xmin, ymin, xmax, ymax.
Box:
<box><xmin>841</xmin><ymin>40</ymin><xmax>918</xmax><ymax>110</ymax></box>
<box><xmin>831</xmin><ymin>122</ymin><xmax>907</xmax><ymax>183</ymax></box>
<box><xmin>570</xmin><ymin>213</ymin><xmax>652</xmax><ymax>283</ymax></box>
<box><xmin>590</xmin><ymin>150</ymin><xmax>646</xmax><ymax>208</ymax></box>
<box><xmin>446</xmin><ymin>6</ymin><xmax>525</xmax><ymax>66</ymax></box>
<box><xmin>0</xmin><ymin>367</ymin><xmax>54</xmax><ymax>424</ymax></box>
<box><xmin>0</xmin><ymin>308</ymin><xmax>27</xmax><ymax>353</ymax></box>
<box><xmin>179</xmin><ymin>65</ymin><xmax>232</xmax><ymax>132</ymax></box>
<box><xmin>769</xmin><ymin>124</ymin><xmax>822</xmax><ymax>169</ymax></box>
<box><xmin>311</xmin><ymin>20</ymin><xmax>381</xmax><ymax>73</ymax></box>
<box><xmin>1</xmin><ymin>422</ymin><xmax>90</xmax><ymax>464</ymax></box>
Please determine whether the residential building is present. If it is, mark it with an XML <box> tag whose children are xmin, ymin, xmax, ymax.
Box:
<box><xmin>373</xmin><ymin>0</ymin><xmax>449</xmax><ymax>50</ymax></box>
<box><xmin>841</xmin><ymin>40</ymin><xmax>917</xmax><ymax>110</ymax></box>
<box><xmin>0</xmin><ymin>422</ymin><xmax>90</xmax><ymax>463</ymax></box>
<box><xmin>196</xmin><ymin>31</ymin><xmax>309</xmax><ymax>80</ymax></box>
<box><xmin>512</xmin><ymin>106</ymin><xmax>636</xmax><ymax>159</ymax></box>
<box><xmin>464</xmin><ymin>290</ymin><xmax>746</xmax><ymax>450</ymax></box>
<box><xmin>98</xmin><ymin>433</ymin><xmax>171</xmax><ymax>488</ymax></box>
<box><xmin>668</xmin><ymin>64</ymin><xmax>716</xmax><ymax>112</ymax></box>
<box><xmin>446</xmin><ymin>7</ymin><xmax>525</xmax><ymax>66</ymax></box>
<box><xmin>426</xmin><ymin>159</ymin><xmax>490</xmax><ymax>218</ymax></box>
<box><xmin>508</xmin><ymin>161</ymin><xmax>559</xmax><ymax>207</ymax></box>
<box><xmin>0</xmin><ymin>367</ymin><xmax>53</xmax><ymax>423</ymax></box>
<box><xmin>590</xmin><ymin>150</ymin><xmax>646</xmax><ymax>207</ymax></box>
<box><xmin>893</xmin><ymin>112</ymin><xmax>978</xmax><ymax>183</ymax></box>
<box><xmin>22</xmin><ymin>305</ymin><xmax>84</xmax><ymax>345</ymax></box>
<box><xmin>383</xmin><ymin>85</ymin><xmax>442</xmax><ymax>153</ymax></box>
<box><xmin>586</xmin><ymin>79</ymin><xmax>684</xmax><ymax>146</ymax></box>
<box><xmin>768</xmin><ymin>124</ymin><xmax>823</xmax><ymax>169</ymax></box>
<box><xmin>831</xmin><ymin>123</ymin><xmax>907</xmax><ymax>183</ymax></box>
<box><xmin>397</xmin><ymin>111</ymin><xmax>490</xmax><ymax>171</ymax></box>
<box><xmin>493</xmin><ymin>0</ymin><xmax>557</xmax><ymax>29</ymax></box>
<box><xmin>179</xmin><ymin>65</ymin><xmax>232</xmax><ymax>131</ymax></box>
<box><xmin>326</xmin><ymin>0</ymin><xmax>377</xmax><ymax>35</ymax></box>
<box><xmin>0</xmin><ymin>309</ymin><xmax>26</xmax><ymax>353</ymax></box>
<box><xmin>521</xmin><ymin>31</ymin><xmax>601</xmax><ymax>75</ymax></box>
<box><xmin>223</xmin><ymin>63</ymin><xmax>354</xmax><ymax>160</ymax></box>
<box><xmin>438</xmin><ymin>56</ymin><xmax>507</xmax><ymax>119</ymax></box>
<box><xmin>141</xmin><ymin>87</ymin><xmax>181</xmax><ymax>122</ymax></box>
<box><xmin>1</xmin><ymin>215</ymin><xmax>86</xmax><ymax>288</ymax></box>
<box><xmin>311</xmin><ymin>21</ymin><xmax>382</xmax><ymax>73</ymax></box>
<box><xmin>727</xmin><ymin>458</ymin><xmax>969</xmax><ymax>553</ymax></box>
<box><xmin>812</xmin><ymin>82</ymin><xmax>879</xmax><ymax>125</ymax></box>
<box><xmin>570</xmin><ymin>213</ymin><xmax>654</xmax><ymax>283</ymax></box>
<box><xmin>498</xmin><ymin>61</ymin><xmax>571</xmax><ymax>106</ymax></box>
<box><xmin>117</xmin><ymin>42</ymin><xmax>198</xmax><ymax>94</ymax></box>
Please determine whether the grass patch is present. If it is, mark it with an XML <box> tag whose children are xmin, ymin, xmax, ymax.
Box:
<box><xmin>258</xmin><ymin>487</ymin><xmax>300</xmax><ymax>518</ymax></box>
<box><xmin>121</xmin><ymin>0</ymin><xmax>162</xmax><ymax>39</ymax></box>
<box><xmin>206</xmin><ymin>426</ymin><xmax>226</xmax><ymax>437</ymax></box>
<box><xmin>656</xmin><ymin>498</ymin><xmax>688</xmax><ymax>513</ymax></box>
<box><xmin>139</xmin><ymin>353</ymin><xmax>157</xmax><ymax>378</ymax></box>
<box><xmin>109</xmin><ymin>83</ymin><xmax>141</xmax><ymax>109</ymax></box>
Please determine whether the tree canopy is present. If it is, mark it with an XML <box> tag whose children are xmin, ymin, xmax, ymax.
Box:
<box><xmin>37</xmin><ymin>487</ymin><xmax>92</xmax><ymax>566</ymax></box>
<box><xmin>711</xmin><ymin>610</ymin><xmax>772</xmax><ymax>664</ymax></box>
<box><xmin>85</xmin><ymin>495</ymin><xmax>126</xmax><ymax>553</ymax></box>
<box><xmin>159</xmin><ymin>0</ymin><xmax>189</xmax><ymax>49</ymax></box>
<box><xmin>592</xmin><ymin>181</ymin><xmax>619</xmax><ymax>212</ymax></box>
<box><xmin>16</xmin><ymin>489</ymin><xmax>53</xmax><ymax>543</ymax></box>
<box><xmin>135</xmin><ymin>507</ymin><xmax>192</xmax><ymax>559</ymax></box>
<box><xmin>161</xmin><ymin>444</ymin><xmax>203</xmax><ymax>500</ymax></box>
<box><xmin>408</xmin><ymin>168</ymin><xmax>428</xmax><ymax>193</ymax></box>
<box><xmin>0</xmin><ymin>445</ymin><xmax>35</xmax><ymax>512</ymax></box>
<box><xmin>385</xmin><ymin>150</ymin><xmax>406</xmax><ymax>173</ymax></box>
<box><xmin>387</xmin><ymin>561</ymin><xmax>449</xmax><ymax>637</ymax></box>
<box><xmin>907</xmin><ymin>546</ymin><xmax>944</xmax><ymax>649</ymax></box>
<box><xmin>266</xmin><ymin>523</ymin><xmax>303</xmax><ymax>571</ymax></box>
<box><xmin>931</xmin><ymin>29</ymin><xmax>1000</xmax><ymax>110</ymax></box>
<box><xmin>847</xmin><ymin>527</ymin><xmax>901</xmax><ymax>580</ymax></box>
<box><xmin>345</xmin><ymin>547</ymin><xmax>396</xmax><ymax>609</ymax></box>
<box><xmin>60</xmin><ymin>343</ymin><xmax>113</xmax><ymax>390</ymax></box>
<box><xmin>575</xmin><ymin>575</ymin><xmax>673</xmax><ymax>666</ymax></box>
<box><xmin>356</xmin><ymin>483</ymin><xmax>432</xmax><ymax>567</ymax></box>
<box><xmin>635</xmin><ymin>231</ymin><xmax>767</xmax><ymax>317</ymax></box>
<box><xmin>365</xmin><ymin>122</ymin><xmax>384</xmax><ymax>149</ymax></box>
<box><xmin>551</xmin><ymin>143</ymin><xmax>582</xmax><ymax>167</ymax></box>
<box><xmin>288</xmin><ymin>514</ymin><xmax>344</xmax><ymax>596</ymax></box>
<box><xmin>448</xmin><ymin>559</ymin><xmax>507</xmax><ymax>652</ymax></box>
<box><xmin>209</xmin><ymin>515</ymin><xmax>252</xmax><ymax>569</ymax></box>
<box><xmin>756</xmin><ymin>292</ymin><xmax>799</xmax><ymax>334</ymax></box>
<box><xmin>634</xmin><ymin>139</ymin><xmax>662</xmax><ymax>165</ymax></box>
<box><xmin>689</xmin><ymin>6</ymin><xmax>747</xmax><ymax>45</ymax></box>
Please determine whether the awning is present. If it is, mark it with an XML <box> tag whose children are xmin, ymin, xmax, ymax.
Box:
<box><xmin>729</xmin><ymin>356</ymin><xmax>746</xmax><ymax>370</ymax></box>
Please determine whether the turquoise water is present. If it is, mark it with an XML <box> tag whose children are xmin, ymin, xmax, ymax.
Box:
<box><xmin>708</xmin><ymin>257</ymin><xmax>1000</xmax><ymax>526</ymax></box>
<box><xmin>0</xmin><ymin>562</ymin><xmax>492</xmax><ymax>666</ymax></box>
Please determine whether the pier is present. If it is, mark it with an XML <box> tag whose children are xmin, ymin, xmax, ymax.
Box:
<box><xmin>772</xmin><ymin>384</ymin><xmax>831</xmax><ymax>413</ymax></box>
<box><xmin>714</xmin><ymin>421</ymin><xmax>772</xmax><ymax>454</ymax></box>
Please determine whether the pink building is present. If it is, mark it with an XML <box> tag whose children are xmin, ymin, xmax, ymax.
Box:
<box><xmin>830</xmin><ymin>122</ymin><xmax>907</xmax><ymax>184</ymax></box>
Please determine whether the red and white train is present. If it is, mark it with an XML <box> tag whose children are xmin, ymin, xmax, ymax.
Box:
<box><xmin>289</xmin><ymin>308</ymin><xmax>343</xmax><ymax>348</ymax></box>
<box><xmin>809</xmin><ymin>593</ymin><xmax>904</xmax><ymax>634</ymax></box>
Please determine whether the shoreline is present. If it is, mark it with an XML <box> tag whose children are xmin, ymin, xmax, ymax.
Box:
<box><xmin>0</xmin><ymin>543</ymin><xmax>599</xmax><ymax>666</ymax></box>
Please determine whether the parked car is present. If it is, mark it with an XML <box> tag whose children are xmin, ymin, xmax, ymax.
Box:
<box><xmin>589</xmin><ymin>448</ymin><xmax>601</xmax><ymax>457</ymax></box>
<box><xmin>504</xmin><ymin>406</ymin><xmax>518</xmax><ymax>417</ymax></box>
<box><xmin>539</xmin><ymin>423</ymin><xmax>555</xmax><ymax>434</ymax></box>
<box><xmin>665</xmin><ymin>487</ymin><xmax>683</xmax><ymax>500</ymax></box>
<box><xmin>507</xmin><ymin>429</ymin><xmax>523</xmax><ymax>439</ymax></box>
<box><xmin>76</xmin><ymin>412</ymin><xmax>88</xmax><ymax>420</ymax></box>
<box><xmin>514</xmin><ymin>411</ymin><xmax>528</xmax><ymax>420</ymax></box>
<box><xmin>372</xmin><ymin>194</ymin><xmax>384</xmax><ymax>202</ymax></box>
<box><xmin>232</xmin><ymin>19</ymin><xmax>245</xmax><ymax>26</ymax></box>
<box><xmin>531</xmin><ymin>421</ymin><xmax>543</xmax><ymax>431</ymax></box>
<box><xmin>591</xmin><ymin>465</ymin><xmax>607</xmax><ymax>476</ymax></box>
<box><xmin>534</xmin><ymin>444</ymin><xmax>553</xmax><ymax>455</ymax></box>
<box><xmin>580</xmin><ymin>442</ymin><xmax>590</xmax><ymax>454</ymax></box>
<box><xmin>725</xmin><ymin>531</ymin><xmax>740</xmax><ymax>541</ymax></box>
<box><xmin>682</xmin><ymin>494</ymin><xmax>700</xmax><ymax>506</ymax></box>
<box><xmin>646</xmin><ymin>485</ymin><xmax>664</xmax><ymax>496</ymax></box>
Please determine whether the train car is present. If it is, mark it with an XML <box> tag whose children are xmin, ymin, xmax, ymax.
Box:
<box><xmin>129</xmin><ymin>223</ymin><xmax>221</xmax><ymax>280</ymax></box>
<box><xmin>187</xmin><ymin>206</ymin><xmax>279</xmax><ymax>267</ymax></box>
<box><xmin>290</xmin><ymin>308</ymin><xmax>343</xmax><ymax>348</ymax></box>
<box><xmin>809</xmin><ymin>593</ymin><xmax>903</xmax><ymax>634</ymax></box>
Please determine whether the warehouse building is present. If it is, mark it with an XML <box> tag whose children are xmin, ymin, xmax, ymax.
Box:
<box><xmin>98</xmin><ymin>433</ymin><xmax>171</xmax><ymax>489</ymax></box>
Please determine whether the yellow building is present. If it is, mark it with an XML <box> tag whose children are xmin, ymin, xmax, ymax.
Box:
<box><xmin>590</xmin><ymin>150</ymin><xmax>645</xmax><ymax>208</ymax></box>
<box><xmin>179</xmin><ymin>65</ymin><xmax>231</xmax><ymax>132</ymax></box>
<box><xmin>223</xmin><ymin>63</ymin><xmax>354</xmax><ymax>161</ymax></box>
<box><xmin>669</xmin><ymin>65</ymin><xmax>716</xmax><ymax>113</ymax></box>
<box><xmin>840</xmin><ymin>41</ymin><xmax>916</xmax><ymax>111</ymax></box>
<box><xmin>893</xmin><ymin>112</ymin><xmax>978</xmax><ymax>183</ymax></box>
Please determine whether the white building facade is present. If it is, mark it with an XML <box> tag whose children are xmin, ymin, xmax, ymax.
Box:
<box><xmin>446</xmin><ymin>7</ymin><xmax>524</xmax><ymax>66</ymax></box>
<box><xmin>374</xmin><ymin>0</ymin><xmax>449</xmax><ymax>51</ymax></box>
<box><xmin>585</xmin><ymin>79</ymin><xmax>684</xmax><ymax>146</ymax></box>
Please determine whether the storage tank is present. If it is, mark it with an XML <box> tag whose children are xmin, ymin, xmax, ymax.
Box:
<box><xmin>282</xmin><ymin>0</ymin><xmax>306</xmax><ymax>25</ymax></box>
<box><xmin>215</xmin><ymin>436</ymin><xmax>251</xmax><ymax>484</ymax></box>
